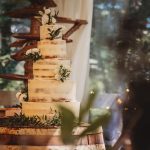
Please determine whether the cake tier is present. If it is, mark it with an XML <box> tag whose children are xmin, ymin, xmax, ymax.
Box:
<box><xmin>38</xmin><ymin>39</ymin><xmax>66</xmax><ymax>58</ymax></box>
<box><xmin>33</xmin><ymin>59</ymin><xmax>70</xmax><ymax>79</ymax></box>
<box><xmin>22</xmin><ymin>101</ymin><xmax>80</xmax><ymax>118</ymax></box>
<box><xmin>40</xmin><ymin>25</ymin><xmax>64</xmax><ymax>40</ymax></box>
<box><xmin>28</xmin><ymin>79</ymin><xmax>76</xmax><ymax>102</ymax></box>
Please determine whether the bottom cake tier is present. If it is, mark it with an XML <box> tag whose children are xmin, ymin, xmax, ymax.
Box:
<box><xmin>22</xmin><ymin>101</ymin><xmax>80</xmax><ymax>118</ymax></box>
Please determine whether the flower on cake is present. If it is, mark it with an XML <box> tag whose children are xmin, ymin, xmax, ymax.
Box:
<box><xmin>54</xmin><ymin>65</ymin><xmax>71</xmax><ymax>82</ymax></box>
<box><xmin>25</xmin><ymin>48</ymin><xmax>42</xmax><ymax>62</ymax></box>
<box><xmin>38</xmin><ymin>7</ymin><xmax>58</xmax><ymax>25</ymax></box>
<box><xmin>16</xmin><ymin>89</ymin><xmax>28</xmax><ymax>103</ymax></box>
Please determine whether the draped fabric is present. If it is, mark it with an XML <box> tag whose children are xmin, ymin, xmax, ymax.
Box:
<box><xmin>54</xmin><ymin>0</ymin><xmax>93</xmax><ymax>101</ymax></box>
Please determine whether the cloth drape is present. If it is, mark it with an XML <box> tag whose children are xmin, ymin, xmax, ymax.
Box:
<box><xmin>54</xmin><ymin>0</ymin><xmax>93</xmax><ymax>101</ymax></box>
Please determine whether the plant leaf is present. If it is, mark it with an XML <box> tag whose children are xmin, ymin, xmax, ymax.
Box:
<box><xmin>79</xmin><ymin>88</ymin><xmax>98</xmax><ymax>122</ymax></box>
<box><xmin>59</xmin><ymin>106</ymin><xmax>76</xmax><ymax>144</ymax></box>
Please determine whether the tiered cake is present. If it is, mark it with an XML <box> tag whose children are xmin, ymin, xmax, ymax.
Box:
<box><xmin>0</xmin><ymin>6</ymin><xmax>106</xmax><ymax>150</ymax></box>
<box><xmin>18</xmin><ymin>9</ymin><xmax>80</xmax><ymax>119</ymax></box>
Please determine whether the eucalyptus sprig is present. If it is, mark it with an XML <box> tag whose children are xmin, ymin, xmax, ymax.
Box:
<box><xmin>55</xmin><ymin>65</ymin><xmax>71</xmax><ymax>82</ymax></box>
<box><xmin>47</xmin><ymin>27</ymin><xmax>62</xmax><ymax>40</ymax></box>
<box><xmin>0</xmin><ymin>113</ymin><xmax>62</xmax><ymax>128</ymax></box>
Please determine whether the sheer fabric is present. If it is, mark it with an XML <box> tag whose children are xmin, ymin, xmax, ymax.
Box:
<box><xmin>54</xmin><ymin>0</ymin><xmax>93</xmax><ymax>101</ymax></box>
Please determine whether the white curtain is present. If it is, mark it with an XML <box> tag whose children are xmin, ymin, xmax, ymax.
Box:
<box><xmin>54</xmin><ymin>0</ymin><xmax>93</xmax><ymax>101</ymax></box>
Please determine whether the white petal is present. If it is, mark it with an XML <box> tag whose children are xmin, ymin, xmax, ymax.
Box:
<box><xmin>52</xmin><ymin>17</ymin><xmax>56</xmax><ymax>24</ymax></box>
<box><xmin>45</xmin><ymin>8</ymin><xmax>51</xmax><ymax>14</ymax></box>
<box><xmin>22</xmin><ymin>93</ymin><xmax>27</xmax><ymax>99</ymax></box>
<box><xmin>43</xmin><ymin>6</ymin><xmax>46</xmax><ymax>10</ymax></box>
<box><xmin>26</xmin><ymin>49</ymin><xmax>32</xmax><ymax>55</ymax></box>
<box><xmin>19</xmin><ymin>94</ymin><xmax>25</xmax><ymax>103</ymax></box>
<box><xmin>38</xmin><ymin>11</ymin><xmax>43</xmax><ymax>15</ymax></box>
<box><xmin>51</xmin><ymin>8</ymin><xmax>55</xmax><ymax>16</ymax></box>
<box><xmin>16</xmin><ymin>92</ymin><xmax>21</xmax><ymax>99</ymax></box>
<box><xmin>32</xmin><ymin>48</ymin><xmax>39</xmax><ymax>53</ymax></box>
<box><xmin>42</xmin><ymin>14</ymin><xmax>49</xmax><ymax>25</ymax></box>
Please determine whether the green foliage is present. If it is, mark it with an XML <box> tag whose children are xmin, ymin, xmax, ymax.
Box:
<box><xmin>0</xmin><ymin>113</ymin><xmax>62</xmax><ymax>128</ymax></box>
<box><xmin>25</xmin><ymin>52</ymin><xmax>42</xmax><ymax>62</ymax></box>
<box><xmin>60</xmin><ymin>106</ymin><xmax>77</xmax><ymax>144</ymax></box>
<box><xmin>79</xmin><ymin>89</ymin><xmax>98</xmax><ymax>122</ymax></box>
<box><xmin>58</xmin><ymin>65</ymin><xmax>71</xmax><ymax>82</ymax></box>
<box><xmin>48</xmin><ymin>27</ymin><xmax>62</xmax><ymax>40</ymax></box>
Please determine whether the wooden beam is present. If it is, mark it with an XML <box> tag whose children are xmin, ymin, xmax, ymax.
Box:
<box><xmin>0</xmin><ymin>74</ymin><xmax>30</xmax><ymax>81</ymax></box>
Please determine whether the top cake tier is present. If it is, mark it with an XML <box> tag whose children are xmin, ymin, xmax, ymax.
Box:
<box><xmin>40</xmin><ymin>24</ymin><xmax>65</xmax><ymax>40</ymax></box>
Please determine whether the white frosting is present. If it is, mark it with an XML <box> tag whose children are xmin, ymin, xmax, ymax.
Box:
<box><xmin>33</xmin><ymin>59</ymin><xmax>70</xmax><ymax>79</ymax></box>
<box><xmin>40</xmin><ymin>25</ymin><xmax>65</xmax><ymax>40</ymax></box>
<box><xmin>28</xmin><ymin>79</ymin><xmax>76</xmax><ymax>102</ymax></box>
<box><xmin>38</xmin><ymin>39</ymin><xmax>66</xmax><ymax>58</ymax></box>
<box><xmin>22</xmin><ymin>101</ymin><xmax>80</xmax><ymax>118</ymax></box>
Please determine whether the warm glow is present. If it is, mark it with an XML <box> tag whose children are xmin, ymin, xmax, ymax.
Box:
<box><xmin>124</xmin><ymin>107</ymin><xmax>128</xmax><ymax>111</ymax></box>
<box><xmin>106</xmin><ymin>106</ymin><xmax>110</xmax><ymax>110</ymax></box>
<box><xmin>90</xmin><ymin>90</ymin><xmax>95</xmax><ymax>95</ymax></box>
<box><xmin>117</xmin><ymin>98</ymin><xmax>123</xmax><ymax>105</ymax></box>
<box><xmin>126</xmin><ymin>88</ymin><xmax>130</xmax><ymax>92</ymax></box>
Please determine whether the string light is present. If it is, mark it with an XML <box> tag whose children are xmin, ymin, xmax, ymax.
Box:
<box><xmin>106</xmin><ymin>106</ymin><xmax>110</xmax><ymax>110</ymax></box>
<box><xmin>90</xmin><ymin>90</ymin><xmax>94</xmax><ymax>95</ymax></box>
<box><xmin>124</xmin><ymin>107</ymin><xmax>128</xmax><ymax>111</ymax></box>
<box><xmin>117</xmin><ymin>98</ymin><xmax>123</xmax><ymax>105</ymax></box>
<box><xmin>126</xmin><ymin>88</ymin><xmax>130</xmax><ymax>93</ymax></box>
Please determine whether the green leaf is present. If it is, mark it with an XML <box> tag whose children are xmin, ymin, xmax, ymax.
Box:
<box><xmin>79</xmin><ymin>88</ymin><xmax>98</xmax><ymax>122</ymax></box>
<box><xmin>59</xmin><ymin>106</ymin><xmax>76</xmax><ymax>144</ymax></box>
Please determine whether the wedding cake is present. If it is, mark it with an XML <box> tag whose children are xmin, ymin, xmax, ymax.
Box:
<box><xmin>16</xmin><ymin>8</ymin><xmax>80</xmax><ymax>119</ymax></box>
<box><xmin>0</xmin><ymin>7</ymin><xmax>105</xmax><ymax>150</ymax></box>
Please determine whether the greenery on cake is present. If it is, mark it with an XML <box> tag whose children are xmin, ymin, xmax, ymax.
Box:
<box><xmin>16</xmin><ymin>88</ymin><xmax>28</xmax><ymax>103</ymax></box>
<box><xmin>55</xmin><ymin>65</ymin><xmax>71</xmax><ymax>82</ymax></box>
<box><xmin>25</xmin><ymin>48</ymin><xmax>42</xmax><ymax>62</ymax></box>
<box><xmin>0</xmin><ymin>113</ymin><xmax>62</xmax><ymax>128</ymax></box>
<box><xmin>47</xmin><ymin>27</ymin><xmax>62</xmax><ymax>40</ymax></box>
<box><xmin>37</xmin><ymin>7</ymin><xmax>59</xmax><ymax>25</ymax></box>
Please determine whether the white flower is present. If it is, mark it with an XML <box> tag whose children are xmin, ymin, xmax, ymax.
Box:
<box><xmin>50</xmin><ymin>8</ymin><xmax>56</xmax><ymax>16</ymax></box>
<box><xmin>42</xmin><ymin>14</ymin><xmax>49</xmax><ymax>25</ymax></box>
<box><xmin>26</xmin><ymin>49</ymin><xmax>32</xmax><ymax>55</ymax></box>
<box><xmin>52</xmin><ymin>17</ymin><xmax>56</xmax><ymax>24</ymax></box>
<box><xmin>43</xmin><ymin>6</ymin><xmax>46</xmax><ymax>11</ymax></box>
<box><xmin>44</xmin><ymin>8</ymin><xmax>51</xmax><ymax>14</ymax></box>
<box><xmin>19</xmin><ymin>93</ymin><xmax>27</xmax><ymax>103</ymax></box>
<box><xmin>38</xmin><ymin>11</ymin><xmax>44</xmax><ymax>16</ymax></box>
<box><xmin>32</xmin><ymin>48</ymin><xmax>40</xmax><ymax>53</ymax></box>
<box><xmin>16</xmin><ymin>91</ymin><xmax>22</xmax><ymax>99</ymax></box>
